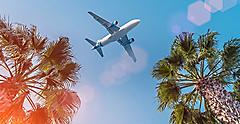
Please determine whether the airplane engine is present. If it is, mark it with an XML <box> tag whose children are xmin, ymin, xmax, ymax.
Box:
<box><xmin>113</xmin><ymin>21</ymin><xmax>119</xmax><ymax>26</ymax></box>
<box><xmin>129</xmin><ymin>38</ymin><xmax>135</xmax><ymax>43</ymax></box>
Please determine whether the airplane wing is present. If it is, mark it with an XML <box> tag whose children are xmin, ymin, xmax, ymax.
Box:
<box><xmin>118</xmin><ymin>35</ymin><xmax>136</xmax><ymax>62</ymax></box>
<box><xmin>88</xmin><ymin>11</ymin><xmax>119</xmax><ymax>34</ymax></box>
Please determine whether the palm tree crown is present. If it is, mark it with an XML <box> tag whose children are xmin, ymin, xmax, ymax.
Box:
<box><xmin>0</xmin><ymin>18</ymin><xmax>80</xmax><ymax>124</ymax></box>
<box><xmin>152</xmin><ymin>31</ymin><xmax>240</xmax><ymax>124</ymax></box>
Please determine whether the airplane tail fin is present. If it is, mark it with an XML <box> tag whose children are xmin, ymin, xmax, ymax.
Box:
<box><xmin>85</xmin><ymin>38</ymin><xmax>104</xmax><ymax>57</ymax></box>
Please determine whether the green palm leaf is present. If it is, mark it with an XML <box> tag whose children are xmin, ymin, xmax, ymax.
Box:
<box><xmin>157</xmin><ymin>80</ymin><xmax>180</xmax><ymax>111</ymax></box>
<box><xmin>222</xmin><ymin>38</ymin><xmax>240</xmax><ymax>71</ymax></box>
<box><xmin>170</xmin><ymin>103</ymin><xmax>193</xmax><ymax>124</ymax></box>
<box><xmin>152</xmin><ymin>59</ymin><xmax>177</xmax><ymax>80</ymax></box>
<box><xmin>173</xmin><ymin>32</ymin><xmax>197</xmax><ymax>59</ymax></box>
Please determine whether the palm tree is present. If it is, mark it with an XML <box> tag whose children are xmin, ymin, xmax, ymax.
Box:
<box><xmin>152</xmin><ymin>31</ymin><xmax>240</xmax><ymax>124</ymax></box>
<box><xmin>0</xmin><ymin>18</ymin><xmax>80</xmax><ymax>124</ymax></box>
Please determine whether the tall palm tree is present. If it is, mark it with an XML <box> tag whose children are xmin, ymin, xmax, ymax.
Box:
<box><xmin>152</xmin><ymin>31</ymin><xmax>240</xmax><ymax>124</ymax></box>
<box><xmin>0</xmin><ymin>18</ymin><xmax>80</xmax><ymax>124</ymax></box>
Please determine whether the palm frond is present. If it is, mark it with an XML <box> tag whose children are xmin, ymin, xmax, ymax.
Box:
<box><xmin>45</xmin><ymin>89</ymin><xmax>80</xmax><ymax>124</ymax></box>
<box><xmin>197</xmin><ymin>31</ymin><xmax>219</xmax><ymax>72</ymax></box>
<box><xmin>191</xmin><ymin>110</ymin><xmax>212</xmax><ymax>124</ymax></box>
<box><xmin>58</xmin><ymin>62</ymin><xmax>80</xmax><ymax>86</ymax></box>
<box><xmin>173</xmin><ymin>32</ymin><xmax>197</xmax><ymax>59</ymax></box>
<box><xmin>26</xmin><ymin>105</ymin><xmax>50</xmax><ymax>124</ymax></box>
<box><xmin>170</xmin><ymin>103</ymin><xmax>193</xmax><ymax>124</ymax></box>
<box><xmin>0</xmin><ymin>89</ymin><xmax>12</xmax><ymax>113</ymax></box>
<box><xmin>0</xmin><ymin>81</ymin><xmax>19</xmax><ymax>100</ymax></box>
<box><xmin>43</xmin><ymin>37</ymin><xmax>72</xmax><ymax>65</ymax></box>
<box><xmin>30</xmin><ymin>25</ymin><xmax>47</xmax><ymax>53</ymax></box>
<box><xmin>0</xmin><ymin>92</ymin><xmax>27</xmax><ymax>123</ymax></box>
<box><xmin>45</xmin><ymin>77</ymin><xmax>64</xmax><ymax>89</ymax></box>
<box><xmin>222</xmin><ymin>38</ymin><xmax>240</xmax><ymax>71</ymax></box>
<box><xmin>157</xmin><ymin>80</ymin><xmax>180</xmax><ymax>111</ymax></box>
<box><xmin>198</xmin><ymin>30</ymin><xmax>218</xmax><ymax>51</ymax></box>
<box><xmin>181</xmin><ymin>88</ymin><xmax>197</xmax><ymax>106</ymax></box>
<box><xmin>170</xmin><ymin>103</ymin><xmax>217</xmax><ymax>124</ymax></box>
<box><xmin>0</xmin><ymin>18</ymin><xmax>8</xmax><ymax>29</ymax></box>
<box><xmin>152</xmin><ymin>59</ymin><xmax>177</xmax><ymax>80</ymax></box>
<box><xmin>201</xmin><ymin>111</ymin><xmax>221</xmax><ymax>124</ymax></box>
<box><xmin>20</xmin><ymin>58</ymin><xmax>33</xmax><ymax>74</ymax></box>
<box><xmin>205</xmin><ymin>51</ymin><xmax>220</xmax><ymax>73</ymax></box>
<box><xmin>220</xmin><ymin>38</ymin><xmax>240</xmax><ymax>81</ymax></box>
<box><xmin>167</xmin><ymin>50</ymin><xmax>185</xmax><ymax>68</ymax></box>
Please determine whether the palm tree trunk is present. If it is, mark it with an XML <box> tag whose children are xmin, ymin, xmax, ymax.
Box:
<box><xmin>197</xmin><ymin>78</ymin><xmax>240</xmax><ymax>124</ymax></box>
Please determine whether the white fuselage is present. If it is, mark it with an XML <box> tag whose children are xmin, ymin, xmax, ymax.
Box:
<box><xmin>98</xmin><ymin>19</ymin><xmax>140</xmax><ymax>46</ymax></box>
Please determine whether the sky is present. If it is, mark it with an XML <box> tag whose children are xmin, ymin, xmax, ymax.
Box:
<box><xmin>0</xmin><ymin>0</ymin><xmax>240</xmax><ymax>124</ymax></box>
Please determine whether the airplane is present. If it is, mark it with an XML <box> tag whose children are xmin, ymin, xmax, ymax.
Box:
<box><xmin>85</xmin><ymin>11</ymin><xmax>140</xmax><ymax>62</ymax></box>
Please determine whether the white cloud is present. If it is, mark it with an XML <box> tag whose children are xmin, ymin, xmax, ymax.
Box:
<box><xmin>100</xmin><ymin>47</ymin><xmax>148</xmax><ymax>86</ymax></box>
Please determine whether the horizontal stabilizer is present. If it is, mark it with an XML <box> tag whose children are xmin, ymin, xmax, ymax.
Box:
<box><xmin>85</xmin><ymin>38</ymin><xmax>104</xmax><ymax>57</ymax></box>
<box><xmin>85</xmin><ymin>38</ymin><xmax>96</xmax><ymax>46</ymax></box>
<box><xmin>96</xmin><ymin>48</ymin><xmax>104</xmax><ymax>57</ymax></box>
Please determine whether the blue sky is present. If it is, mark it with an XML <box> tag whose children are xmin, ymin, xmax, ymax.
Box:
<box><xmin>0</xmin><ymin>0</ymin><xmax>240</xmax><ymax>124</ymax></box>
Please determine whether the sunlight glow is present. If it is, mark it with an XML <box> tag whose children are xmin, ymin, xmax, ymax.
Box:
<box><xmin>205</xmin><ymin>0</ymin><xmax>223</xmax><ymax>13</ymax></box>
<box><xmin>187</xmin><ymin>1</ymin><xmax>211</xmax><ymax>26</ymax></box>
<box><xmin>79</xmin><ymin>85</ymin><xmax>95</xmax><ymax>104</ymax></box>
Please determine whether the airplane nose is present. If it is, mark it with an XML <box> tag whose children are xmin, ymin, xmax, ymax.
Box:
<box><xmin>134</xmin><ymin>19</ymin><xmax>140</xmax><ymax>25</ymax></box>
